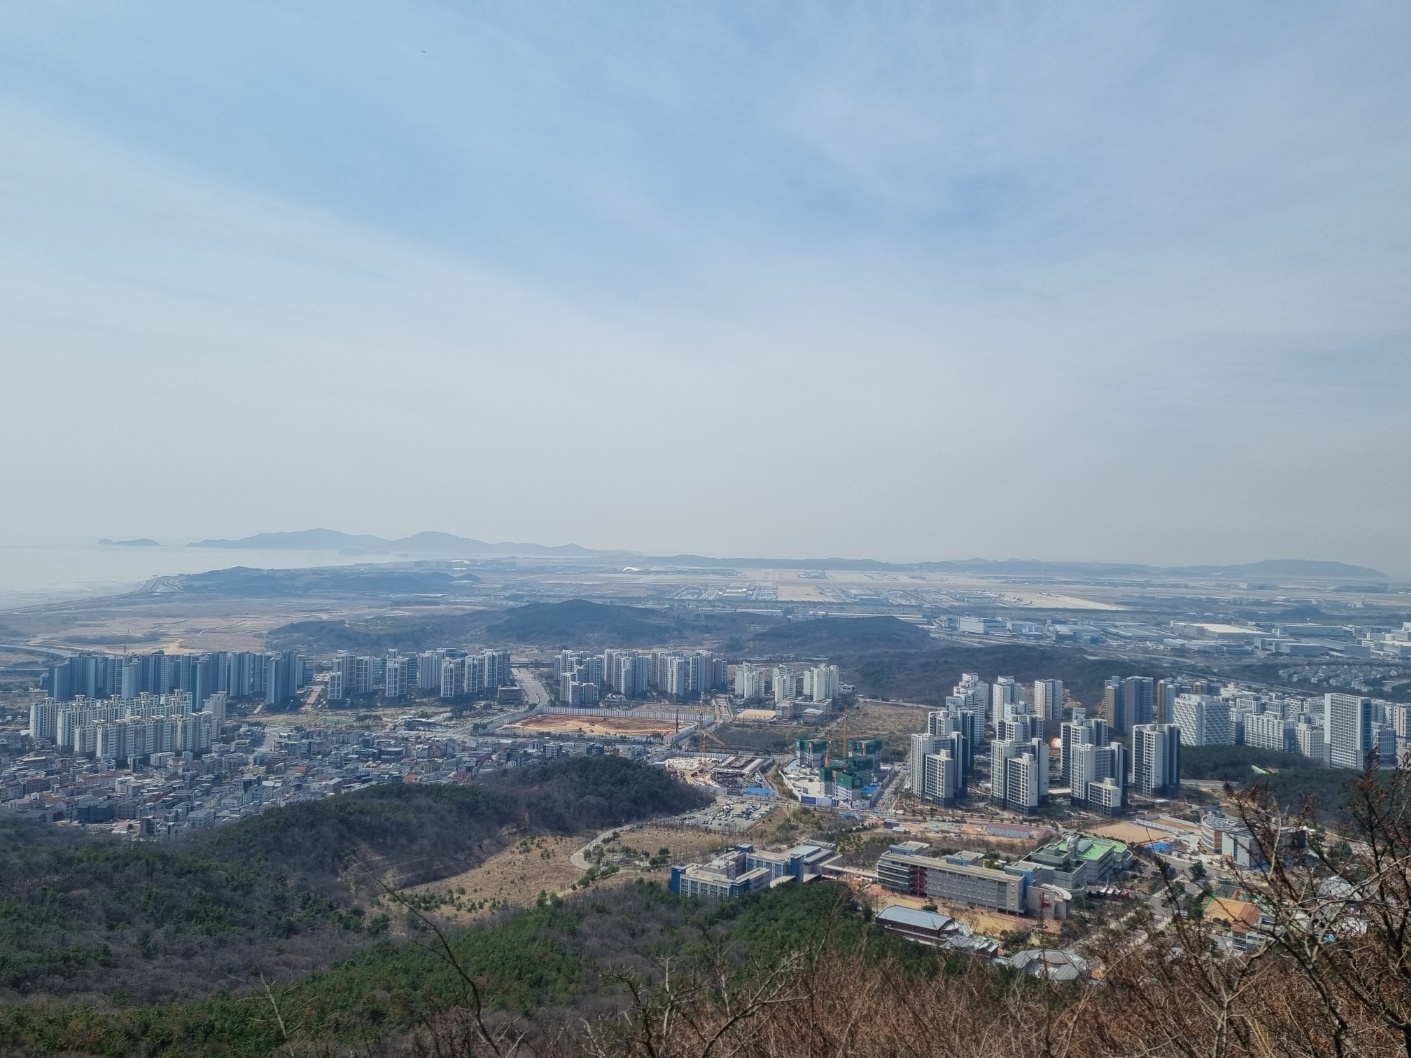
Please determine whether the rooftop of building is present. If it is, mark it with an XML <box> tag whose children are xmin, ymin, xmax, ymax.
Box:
<box><xmin>875</xmin><ymin>905</ymin><xmax>954</xmax><ymax>932</ymax></box>
<box><xmin>1029</xmin><ymin>835</ymin><xmax>1128</xmax><ymax>864</ymax></box>
<box><xmin>1077</xmin><ymin>837</ymin><xmax>1127</xmax><ymax>861</ymax></box>
<box><xmin>1205</xmin><ymin>896</ymin><xmax>1262</xmax><ymax>930</ymax></box>
<box><xmin>879</xmin><ymin>846</ymin><xmax>1018</xmax><ymax>881</ymax></box>
<box><xmin>888</xmin><ymin>840</ymin><xmax>931</xmax><ymax>855</ymax></box>
<box><xmin>1008</xmin><ymin>949</ymin><xmax>1088</xmax><ymax>982</ymax></box>
<box><xmin>1202</xmin><ymin>811</ymin><xmax>1252</xmax><ymax>835</ymax></box>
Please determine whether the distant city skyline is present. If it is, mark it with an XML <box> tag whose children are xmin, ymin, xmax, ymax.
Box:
<box><xmin>2</xmin><ymin>5</ymin><xmax>1409</xmax><ymax>575</ymax></box>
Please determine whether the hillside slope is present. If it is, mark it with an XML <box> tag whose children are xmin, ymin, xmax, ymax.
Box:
<box><xmin>266</xmin><ymin>610</ymin><xmax>497</xmax><ymax>653</ymax></box>
<box><xmin>843</xmin><ymin>644</ymin><xmax>1161</xmax><ymax>707</ymax></box>
<box><xmin>749</xmin><ymin>616</ymin><xmax>932</xmax><ymax>655</ymax></box>
<box><xmin>484</xmin><ymin>599</ymin><xmax>671</xmax><ymax>647</ymax></box>
<box><xmin>0</xmin><ymin>759</ymin><xmax>707</xmax><ymax>1003</ymax></box>
<box><xmin>0</xmin><ymin>882</ymin><xmax>872</xmax><ymax>1058</ymax></box>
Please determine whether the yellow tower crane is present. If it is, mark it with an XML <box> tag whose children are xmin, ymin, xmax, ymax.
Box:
<box><xmin>697</xmin><ymin>724</ymin><xmax>726</xmax><ymax>755</ymax></box>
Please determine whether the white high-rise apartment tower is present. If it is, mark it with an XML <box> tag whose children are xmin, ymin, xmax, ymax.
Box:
<box><xmin>911</xmin><ymin>733</ymin><xmax>941</xmax><ymax>795</ymax></box>
<box><xmin>1131</xmin><ymin>723</ymin><xmax>1181</xmax><ymax>797</ymax></box>
<box><xmin>810</xmin><ymin>664</ymin><xmax>840</xmax><ymax>702</ymax></box>
<box><xmin>734</xmin><ymin>663</ymin><xmax>766</xmax><ymax>701</ymax></box>
<box><xmin>992</xmin><ymin>677</ymin><xmax>1022</xmax><ymax>715</ymax></box>
<box><xmin>1033</xmin><ymin>680</ymin><xmax>1064</xmax><ymax>722</ymax></box>
<box><xmin>1324</xmin><ymin>693</ymin><xmax>1374</xmax><ymax>770</ymax></box>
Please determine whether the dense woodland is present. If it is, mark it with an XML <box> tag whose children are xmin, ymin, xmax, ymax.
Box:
<box><xmin>1182</xmin><ymin>744</ymin><xmax>1395</xmax><ymax>821</ymax></box>
<box><xmin>0</xmin><ymin>758</ymin><xmax>707</xmax><ymax>1005</ymax></box>
<box><xmin>842</xmin><ymin>643</ymin><xmax>1157</xmax><ymax>707</ymax></box>
<box><xmin>267</xmin><ymin>613</ymin><xmax>500</xmax><ymax>655</ymax></box>
<box><xmin>0</xmin><ymin>877</ymin><xmax>958</xmax><ymax>1058</ymax></box>
<box><xmin>3</xmin><ymin>755</ymin><xmax>1411</xmax><ymax>1055</ymax></box>
<box><xmin>7</xmin><ymin>773</ymin><xmax>1411</xmax><ymax>1057</ymax></box>
<box><xmin>748</xmin><ymin>616</ymin><xmax>933</xmax><ymax>654</ymax></box>
<box><xmin>268</xmin><ymin>600</ymin><xmax>778</xmax><ymax>654</ymax></box>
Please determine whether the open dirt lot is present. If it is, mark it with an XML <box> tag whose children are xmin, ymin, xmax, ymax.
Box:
<box><xmin>834</xmin><ymin>699</ymin><xmax>932</xmax><ymax>752</ymax></box>
<box><xmin>1</xmin><ymin>595</ymin><xmax>409</xmax><ymax>654</ymax></box>
<box><xmin>405</xmin><ymin>825</ymin><xmax>731</xmax><ymax>923</ymax></box>
<box><xmin>1089</xmin><ymin>821</ymin><xmax>1184</xmax><ymax>845</ymax></box>
<box><xmin>504</xmin><ymin>713</ymin><xmax>679</xmax><ymax>737</ymax></box>
<box><xmin>952</xmin><ymin>906</ymin><xmax>1061</xmax><ymax>936</ymax></box>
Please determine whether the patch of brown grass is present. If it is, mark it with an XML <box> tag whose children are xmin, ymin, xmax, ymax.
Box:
<box><xmin>404</xmin><ymin>824</ymin><xmax>733</xmax><ymax>922</ymax></box>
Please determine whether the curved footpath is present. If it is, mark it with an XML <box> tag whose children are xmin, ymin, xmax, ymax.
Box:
<box><xmin>569</xmin><ymin>823</ymin><xmax>645</xmax><ymax>869</ymax></box>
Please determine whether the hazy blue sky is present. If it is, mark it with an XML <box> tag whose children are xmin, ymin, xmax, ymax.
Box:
<box><xmin>2</xmin><ymin>3</ymin><xmax>1409</xmax><ymax>572</ymax></box>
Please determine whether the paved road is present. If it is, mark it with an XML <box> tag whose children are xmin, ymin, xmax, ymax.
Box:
<box><xmin>877</xmin><ymin>760</ymin><xmax>908</xmax><ymax>813</ymax></box>
<box><xmin>512</xmin><ymin>667</ymin><xmax>550</xmax><ymax>708</ymax></box>
<box><xmin>0</xmin><ymin>642</ymin><xmax>71</xmax><ymax>660</ymax></box>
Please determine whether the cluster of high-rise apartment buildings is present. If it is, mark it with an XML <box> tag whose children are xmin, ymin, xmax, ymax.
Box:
<box><xmin>47</xmin><ymin>650</ymin><xmax>307</xmax><ymax>707</ymax></box>
<box><xmin>555</xmin><ymin>649</ymin><xmax>728</xmax><ymax>705</ymax></box>
<box><xmin>326</xmin><ymin>649</ymin><xmax>513</xmax><ymax>703</ymax></box>
<box><xmin>905</xmin><ymin>669</ymin><xmax>1404</xmax><ymax>818</ymax></box>
<box><xmin>45</xmin><ymin>647</ymin><xmax>523</xmax><ymax>711</ymax></box>
<box><xmin>908</xmin><ymin>673</ymin><xmax>1052</xmax><ymax>812</ymax></box>
<box><xmin>1061</xmin><ymin>710</ymin><xmax>1182</xmax><ymax>814</ymax></box>
<box><xmin>1105</xmin><ymin>674</ymin><xmax>1404</xmax><ymax>771</ymax></box>
<box><xmin>904</xmin><ymin>672</ymin><xmax>1182</xmax><ymax>817</ymax></box>
<box><xmin>907</xmin><ymin>672</ymin><xmax>986</xmax><ymax>806</ymax></box>
<box><xmin>733</xmin><ymin>662</ymin><xmax>841</xmax><ymax>706</ymax></box>
<box><xmin>29</xmin><ymin>690</ymin><xmax>227</xmax><ymax>766</ymax></box>
<box><xmin>1176</xmin><ymin>689</ymin><xmax>1407</xmax><ymax>770</ymax></box>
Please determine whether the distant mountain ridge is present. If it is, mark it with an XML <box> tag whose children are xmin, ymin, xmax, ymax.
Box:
<box><xmin>187</xmin><ymin>530</ymin><xmax>1388</xmax><ymax>580</ymax></box>
<box><xmin>189</xmin><ymin>528</ymin><xmax>623</xmax><ymax>558</ymax></box>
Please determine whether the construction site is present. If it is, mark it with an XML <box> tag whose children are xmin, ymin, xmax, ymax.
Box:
<box><xmin>661</xmin><ymin>750</ymin><xmax>776</xmax><ymax>795</ymax></box>
<box><xmin>499</xmin><ymin>705</ymin><xmax>714</xmax><ymax>741</ymax></box>
<box><xmin>503</xmin><ymin>713</ymin><xmax>678</xmax><ymax>738</ymax></box>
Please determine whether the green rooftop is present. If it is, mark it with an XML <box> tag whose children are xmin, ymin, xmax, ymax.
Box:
<box><xmin>1076</xmin><ymin>837</ymin><xmax>1127</xmax><ymax>861</ymax></box>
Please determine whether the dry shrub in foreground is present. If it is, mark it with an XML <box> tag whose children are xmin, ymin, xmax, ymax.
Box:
<box><xmin>403</xmin><ymin>765</ymin><xmax>1411</xmax><ymax>1058</ymax></box>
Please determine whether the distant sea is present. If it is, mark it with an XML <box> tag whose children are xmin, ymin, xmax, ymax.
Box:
<box><xmin>0</xmin><ymin>543</ymin><xmax>376</xmax><ymax>609</ymax></box>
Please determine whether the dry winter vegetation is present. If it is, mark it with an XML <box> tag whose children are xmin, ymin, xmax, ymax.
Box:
<box><xmin>397</xmin><ymin>768</ymin><xmax>1411</xmax><ymax>1058</ymax></box>
<box><xmin>405</xmin><ymin>826</ymin><xmax>730</xmax><ymax>921</ymax></box>
<box><xmin>7</xmin><ymin>765</ymin><xmax>1411</xmax><ymax>1057</ymax></box>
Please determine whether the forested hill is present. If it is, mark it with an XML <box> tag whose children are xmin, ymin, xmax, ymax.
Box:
<box><xmin>748</xmin><ymin>616</ymin><xmax>933</xmax><ymax>654</ymax></box>
<box><xmin>200</xmin><ymin>755</ymin><xmax>708</xmax><ymax>887</ymax></box>
<box><xmin>482</xmin><ymin>599</ymin><xmax>776</xmax><ymax>650</ymax></box>
<box><xmin>0</xmin><ymin>881</ymin><xmax>881</xmax><ymax>1058</ymax></box>
<box><xmin>267</xmin><ymin>599</ymin><xmax>778</xmax><ymax>653</ymax></box>
<box><xmin>486</xmin><ymin>599</ymin><xmax>669</xmax><ymax>646</ymax></box>
<box><xmin>0</xmin><ymin>758</ymin><xmax>707</xmax><ymax>1004</ymax></box>
<box><xmin>197</xmin><ymin>782</ymin><xmax>519</xmax><ymax>890</ymax></box>
<box><xmin>502</xmin><ymin>753</ymin><xmax>706</xmax><ymax>831</ymax></box>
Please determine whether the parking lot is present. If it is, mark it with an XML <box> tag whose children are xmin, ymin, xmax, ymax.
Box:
<box><xmin>675</xmin><ymin>797</ymin><xmax>776</xmax><ymax>833</ymax></box>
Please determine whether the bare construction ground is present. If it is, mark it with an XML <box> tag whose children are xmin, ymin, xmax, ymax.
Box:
<box><xmin>503</xmin><ymin>713</ymin><xmax>680</xmax><ymax>738</ymax></box>
<box><xmin>823</xmin><ymin>699</ymin><xmax>931</xmax><ymax>754</ymax></box>
<box><xmin>0</xmin><ymin>594</ymin><xmax>429</xmax><ymax>654</ymax></box>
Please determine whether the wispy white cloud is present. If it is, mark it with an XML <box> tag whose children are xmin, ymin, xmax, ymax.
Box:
<box><xmin>0</xmin><ymin>2</ymin><xmax>1408</xmax><ymax>571</ymax></box>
